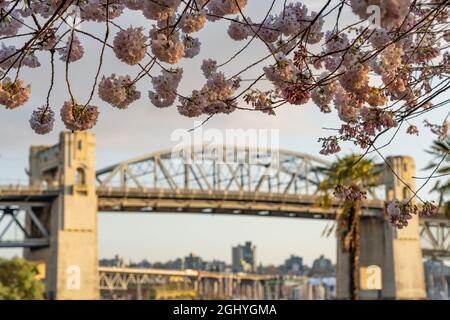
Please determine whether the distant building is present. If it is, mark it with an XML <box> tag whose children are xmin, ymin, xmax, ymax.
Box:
<box><xmin>203</xmin><ymin>260</ymin><xmax>227</xmax><ymax>272</ymax></box>
<box><xmin>129</xmin><ymin>259</ymin><xmax>151</xmax><ymax>269</ymax></box>
<box><xmin>424</xmin><ymin>258</ymin><xmax>450</xmax><ymax>300</ymax></box>
<box><xmin>283</xmin><ymin>255</ymin><xmax>304</xmax><ymax>275</ymax></box>
<box><xmin>232</xmin><ymin>241</ymin><xmax>257</xmax><ymax>273</ymax></box>
<box><xmin>184</xmin><ymin>253</ymin><xmax>203</xmax><ymax>270</ymax></box>
<box><xmin>170</xmin><ymin>258</ymin><xmax>184</xmax><ymax>270</ymax></box>
<box><xmin>99</xmin><ymin>255</ymin><xmax>125</xmax><ymax>268</ymax></box>
<box><xmin>310</xmin><ymin>255</ymin><xmax>335</xmax><ymax>277</ymax></box>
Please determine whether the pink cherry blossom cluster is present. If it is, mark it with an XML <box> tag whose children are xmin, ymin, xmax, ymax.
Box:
<box><xmin>311</xmin><ymin>76</ymin><xmax>336</xmax><ymax>114</ymax></box>
<box><xmin>60</xmin><ymin>100</ymin><xmax>99</xmax><ymax>131</ymax></box>
<box><xmin>333</xmin><ymin>185</ymin><xmax>366</xmax><ymax>201</ymax></box>
<box><xmin>225</xmin><ymin>2</ymin><xmax>324</xmax><ymax>45</ymax></box>
<box><xmin>207</xmin><ymin>0</ymin><xmax>248</xmax><ymax>19</ymax></box>
<box><xmin>142</xmin><ymin>0</ymin><xmax>180</xmax><ymax>21</ymax></box>
<box><xmin>178</xmin><ymin>59</ymin><xmax>240</xmax><ymax>117</ymax></box>
<box><xmin>387</xmin><ymin>200</ymin><xmax>438</xmax><ymax>229</ymax></box>
<box><xmin>387</xmin><ymin>199</ymin><xmax>417</xmax><ymax>229</ymax></box>
<box><xmin>0</xmin><ymin>78</ymin><xmax>31</xmax><ymax>109</ymax></box>
<box><xmin>0</xmin><ymin>10</ymin><xmax>23</xmax><ymax>36</ymax></box>
<box><xmin>150</xmin><ymin>30</ymin><xmax>185</xmax><ymax>64</ymax></box>
<box><xmin>319</xmin><ymin>136</ymin><xmax>341</xmax><ymax>156</ymax></box>
<box><xmin>183</xmin><ymin>35</ymin><xmax>201</xmax><ymax>58</ymax></box>
<box><xmin>149</xmin><ymin>68</ymin><xmax>183</xmax><ymax>108</ymax></box>
<box><xmin>244</xmin><ymin>90</ymin><xmax>276</xmax><ymax>115</ymax></box>
<box><xmin>350</xmin><ymin>0</ymin><xmax>412</xmax><ymax>29</ymax></box>
<box><xmin>0</xmin><ymin>44</ymin><xmax>40</xmax><ymax>69</ymax></box>
<box><xmin>98</xmin><ymin>74</ymin><xmax>141</xmax><ymax>109</ymax></box>
<box><xmin>59</xmin><ymin>35</ymin><xmax>84</xmax><ymax>63</ymax></box>
<box><xmin>181</xmin><ymin>11</ymin><xmax>206</xmax><ymax>33</ymax></box>
<box><xmin>29</xmin><ymin>106</ymin><xmax>55</xmax><ymax>135</ymax></box>
<box><xmin>80</xmin><ymin>0</ymin><xmax>124</xmax><ymax>22</ymax></box>
<box><xmin>113</xmin><ymin>27</ymin><xmax>147</xmax><ymax>65</ymax></box>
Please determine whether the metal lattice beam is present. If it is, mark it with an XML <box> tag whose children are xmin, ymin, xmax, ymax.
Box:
<box><xmin>421</xmin><ymin>221</ymin><xmax>450</xmax><ymax>258</ymax></box>
<box><xmin>0</xmin><ymin>205</ymin><xmax>50</xmax><ymax>248</ymax></box>
<box><xmin>95</xmin><ymin>146</ymin><xmax>331</xmax><ymax>195</ymax></box>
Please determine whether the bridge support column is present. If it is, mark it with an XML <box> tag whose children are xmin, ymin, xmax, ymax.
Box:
<box><xmin>336</xmin><ymin>156</ymin><xmax>426</xmax><ymax>299</ymax></box>
<box><xmin>25</xmin><ymin>132</ymin><xmax>99</xmax><ymax>300</ymax></box>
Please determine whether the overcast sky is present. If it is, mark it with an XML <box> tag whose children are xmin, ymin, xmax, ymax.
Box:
<box><xmin>0</xmin><ymin>1</ymin><xmax>447</xmax><ymax>266</ymax></box>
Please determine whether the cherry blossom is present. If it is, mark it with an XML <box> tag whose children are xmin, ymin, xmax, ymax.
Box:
<box><xmin>178</xmin><ymin>90</ymin><xmax>206</xmax><ymax>117</ymax></box>
<box><xmin>149</xmin><ymin>68</ymin><xmax>183</xmax><ymax>108</ymax></box>
<box><xmin>181</xmin><ymin>11</ymin><xmax>206</xmax><ymax>33</ymax></box>
<box><xmin>0</xmin><ymin>10</ymin><xmax>23</xmax><ymax>36</ymax></box>
<box><xmin>60</xmin><ymin>101</ymin><xmax>99</xmax><ymax>131</ymax></box>
<box><xmin>113</xmin><ymin>27</ymin><xmax>147</xmax><ymax>65</ymax></box>
<box><xmin>183</xmin><ymin>35</ymin><xmax>201</xmax><ymax>58</ymax></box>
<box><xmin>59</xmin><ymin>35</ymin><xmax>84</xmax><ymax>63</ymax></box>
<box><xmin>0</xmin><ymin>78</ymin><xmax>31</xmax><ymax>109</ymax></box>
<box><xmin>98</xmin><ymin>74</ymin><xmax>141</xmax><ymax>109</ymax></box>
<box><xmin>80</xmin><ymin>0</ymin><xmax>124</xmax><ymax>22</ymax></box>
<box><xmin>143</xmin><ymin>0</ymin><xmax>180</xmax><ymax>21</ymax></box>
<box><xmin>387</xmin><ymin>200</ymin><xmax>438</xmax><ymax>229</ymax></box>
<box><xmin>387</xmin><ymin>200</ymin><xmax>416</xmax><ymax>229</ymax></box>
<box><xmin>244</xmin><ymin>90</ymin><xmax>276</xmax><ymax>115</ymax></box>
<box><xmin>201</xmin><ymin>59</ymin><xmax>218</xmax><ymax>78</ymax></box>
<box><xmin>29</xmin><ymin>106</ymin><xmax>55</xmax><ymax>134</ymax></box>
<box><xmin>227</xmin><ymin>18</ymin><xmax>251</xmax><ymax>41</ymax></box>
<box><xmin>150</xmin><ymin>31</ymin><xmax>184</xmax><ymax>64</ymax></box>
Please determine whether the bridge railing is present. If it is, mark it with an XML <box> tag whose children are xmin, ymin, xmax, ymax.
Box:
<box><xmin>0</xmin><ymin>184</ymin><xmax>58</xmax><ymax>193</ymax></box>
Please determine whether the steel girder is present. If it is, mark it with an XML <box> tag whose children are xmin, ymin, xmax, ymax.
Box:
<box><xmin>421</xmin><ymin>220</ymin><xmax>450</xmax><ymax>258</ymax></box>
<box><xmin>96</xmin><ymin>146</ymin><xmax>332</xmax><ymax>196</ymax></box>
<box><xmin>0</xmin><ymin>204</ymin><xmax>50</xmax><ymax>248</ymax></box>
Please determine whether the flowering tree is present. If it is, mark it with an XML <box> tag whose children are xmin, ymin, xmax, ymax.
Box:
<box><xmin>0</xmin><ymin>0</ymin><xmax>448</xmax><ymax>225</ymax></box>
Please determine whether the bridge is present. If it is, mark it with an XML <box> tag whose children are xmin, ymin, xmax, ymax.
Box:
<box><xmin>0</xmin><ymin>131</ymin><xmax>449</xmax><ymax>299</ymax></box>
<box><xmin>98</xmin><ymin>266</ymin><xmax>282</xmax><ymax>300</ymax></box>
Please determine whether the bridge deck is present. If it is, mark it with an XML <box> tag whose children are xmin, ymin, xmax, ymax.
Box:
<box><xmin>98</xmin><ymin>266</ymin><xmax>279</xmax><ymax>281</ymax></box>
<box><xmin>1</xmin><ymin>185</ymin><xmax>448</xmax><ymax>223</ymax></box>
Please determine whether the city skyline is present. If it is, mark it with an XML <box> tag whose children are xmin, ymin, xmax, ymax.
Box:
<box><xmin>100</xmin><ymin>244</ymin><xmax>335</xmax><ymax>274</ymax></box>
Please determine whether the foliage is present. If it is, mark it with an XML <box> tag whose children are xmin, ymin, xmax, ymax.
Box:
<box><xmin>425</xmin><ymin>137</ymin><xmax>450</xmax><ymax>211</ymax></box>
<box><xmin>0</xmin><ymin>257</ymin><xmax>44</xmax><ymax>300</ymax></box>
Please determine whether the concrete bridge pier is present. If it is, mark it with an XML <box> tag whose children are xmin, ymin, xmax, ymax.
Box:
<box><xmin>336</xmin><ymin>156</ymin><xmax>426</xmax><ymax>299</ymax></box>
<box><xmin>24</xmin><ymin>132</ymin><xmax>99</xmax><ymax>300</ymax></box>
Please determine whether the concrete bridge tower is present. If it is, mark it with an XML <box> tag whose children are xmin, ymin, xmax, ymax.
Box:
<box><xmin>337</xmin><ymin>156</ymin><xmax>426</xmax><ymax>299</ymax></box>
<box><xmin>24</xmin><ymin>131</ymin><xmax>99</xmax><ymax>299</ymax></box>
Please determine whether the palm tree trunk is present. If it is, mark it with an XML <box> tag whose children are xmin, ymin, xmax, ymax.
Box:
<box><xmin>348</xmin><ymin>200</ymin><xmax>361</xmax><ymax>300</ymax></box>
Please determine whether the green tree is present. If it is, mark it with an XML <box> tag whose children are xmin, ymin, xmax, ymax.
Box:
<box><xmin>0</xmin><ymin>257</ymin><xmax>44</xmax><ymax>300</ymax></box>
<box><xmin>317</xmin><ymin>155</ymin><xmax>381</xmax><ymax>300</ymax></box>
<box><xmin>425</xmin><ymin>137</ymin><xmax>450</xmax><ymax>214</ymax></box>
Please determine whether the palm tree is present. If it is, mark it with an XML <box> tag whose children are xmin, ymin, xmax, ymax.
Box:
<box><xmin>317</xmin><ymin>155</ymin><xmax>381</xmax><ymax>300</ymax></box>
<box><xmin>425</xmin><ymin>137</ymin><xmax>450</xmax><ymax>214</ymax></box>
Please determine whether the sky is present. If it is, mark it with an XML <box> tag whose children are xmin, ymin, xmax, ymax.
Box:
<box><xmin>0</xmin><ymin>1</ymin><xmax>448</xmax><ymax>266</ymax></box>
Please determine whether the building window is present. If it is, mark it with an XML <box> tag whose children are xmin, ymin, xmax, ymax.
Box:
<box><xmin>75</xmin><ymin>168</ymin><xmax>86</xmax><ymax>185</ymax></box>
<box><xmin>403</xmin><ymin>187</ymin><xmax>409</xmax><ymax>199</ymax></box>
<box><xmin>78</xmin><ymin>140</ymin><xmax>82</xmax><ymax>150</ymax></box>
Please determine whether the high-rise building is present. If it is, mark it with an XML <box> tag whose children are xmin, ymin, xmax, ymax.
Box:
<box><xmin>310</xmin><ymin>255</ymin><xmax>335</xmax><ymax>277</ymax></box>
<box><xmin>184</xmin><ymin>253</ymin><xmax>203</xmax><ymax>270</ymax></box>
<box><xmin>232</xmin><ymin>241</ymin><xmax>257</xmax><ymax>273</ymax></box>
<box><xmin>203</xmin><ymin>260</ymin><xmax>227</xmax><ymax>272</ymax></box>
<box><xmin>283</xmin><ymin>255</ymin><xmax>304</xmax><ymax>275</ymax></box>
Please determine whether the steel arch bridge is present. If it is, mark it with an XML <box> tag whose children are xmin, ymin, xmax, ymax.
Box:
<box><xmin>0</xmin><ymin>132</ymin><xmax>449</xmax><ymax>300</ymax></box>
<box><xmin>95</xmin><ymin>145</ymin><xmax>385</xmax><ymax>218</ymax></box>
